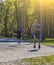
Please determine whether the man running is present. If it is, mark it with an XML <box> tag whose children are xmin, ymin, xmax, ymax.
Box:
<box><xmin>31</xmin><ymin>20</ymin><xmax>41</xmax><ymax>49</ymax></box>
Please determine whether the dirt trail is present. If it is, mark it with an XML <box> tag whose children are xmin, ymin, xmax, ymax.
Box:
<box><xmin>0</xmin><ymin>42</ymin><xmax>54</xmax><ymax>62</ymax></box>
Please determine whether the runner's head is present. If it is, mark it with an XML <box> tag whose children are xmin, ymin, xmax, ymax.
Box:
<box><xmin>34</xmin><ymin>19</ymin><xmax>38</xmax><ymax>24</ymax></box>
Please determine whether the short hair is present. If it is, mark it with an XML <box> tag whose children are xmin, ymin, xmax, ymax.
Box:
<box><xmin>34</xmin><ymin>19</ymin><xmax>38</xmax><ymax>22</ymax></box>
<box><xmin>34</xmin><ymin>19</ymin><xmax>39</xmax><ymax>23</ymax></box>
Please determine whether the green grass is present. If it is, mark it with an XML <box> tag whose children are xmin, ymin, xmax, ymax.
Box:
<box><xmin>10</xmin><ymin>55</ymin><xmax>54</xmax><ymax>65</ymax></box>
<box><xmin>42</xmin><ymin>38</ymin><xmax>54</xmax><ymax>46</ymax></box>
<box><xmin>20</xmin><ymin>55</ymin><xmax>54</xmax><ymax>65</ymax></box>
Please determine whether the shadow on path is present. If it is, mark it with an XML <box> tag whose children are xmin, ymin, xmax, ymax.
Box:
<box><xmin>28</xmin><ymin>49</ymin><xmax>39</xmax><ymax>52</ymax></box>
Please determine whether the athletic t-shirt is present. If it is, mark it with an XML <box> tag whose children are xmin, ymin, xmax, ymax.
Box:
<box><xmin>31</xmin><ymin>24</ymin><xmax>40</xmax><ymax>33</ymax></box>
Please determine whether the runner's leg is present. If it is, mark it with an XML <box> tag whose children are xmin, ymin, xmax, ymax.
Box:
<box><xmin>33</xmin><ymin>37</ymin><xmax>36</xmax><ymax>48</ymax></box>
<box><xmin>38</xmin><ymin>38</ymin><xmax>40</xmax><ymax>49</ymax></box>
<box><xmin>37</xmin><ymin>32</ymin><xmax>40</xmax><ymax>49</ymax></box>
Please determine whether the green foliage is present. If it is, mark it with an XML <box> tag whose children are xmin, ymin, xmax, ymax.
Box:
<box><xmin>0</xmin><ymin>0</ymin><xmax>54</xmax><ymax>38</ymax></box>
